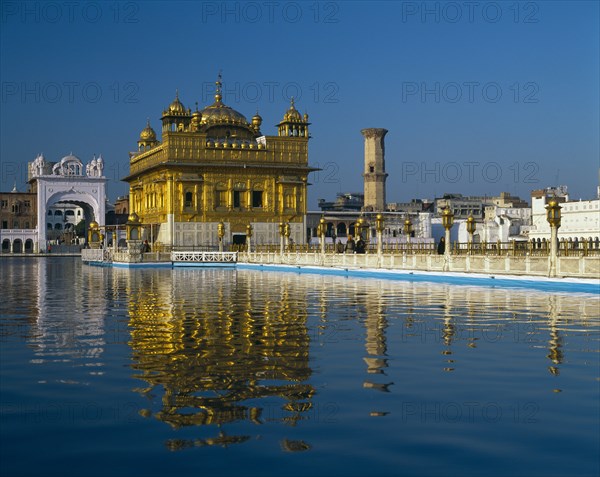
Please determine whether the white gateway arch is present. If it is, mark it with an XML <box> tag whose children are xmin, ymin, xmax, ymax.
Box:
<box><xmin>30</xmin><ymin>153</ymin><xmax>107</xmax><ymax>252</ymax></box>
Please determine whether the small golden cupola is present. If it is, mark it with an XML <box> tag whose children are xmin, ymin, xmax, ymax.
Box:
<box><xmin>190</xmin><ymin>102</ymin><xmax>202</xmax><ymax>132</ymax></box>
<box><xmin>277</xmin><ymin>97</ymin><xmax>310</xmax><ymax>138</ymax></box>
<box><xmin>161</xmin><ymin>90</ymin><xmax>191</xmax><ymax>133</ymax></box>
<box><xmin>168</xmin><ymin>90</ymin><xmax>186</xmax><ymax>114</ymax></box>
<box><xmin>251</xmin><ymin>110</ymin><xmax>263</xmax><ymax>135</ymax></box>
<box><xmin>138</xmin><ymin>119</ymin><xmax>159</xmax><ymax>151</ymax></box>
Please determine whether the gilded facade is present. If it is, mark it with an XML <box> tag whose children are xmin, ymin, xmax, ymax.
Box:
<box><xmin>124</xmin><ymin>76</ymin><xmax>314</xmax><ymax>247</ymax></box>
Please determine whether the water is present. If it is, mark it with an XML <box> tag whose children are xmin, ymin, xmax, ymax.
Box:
<box><xmin>1</xmin><ymin>257</ymin><xmax>599</xmax><ymax>477</ymax></box>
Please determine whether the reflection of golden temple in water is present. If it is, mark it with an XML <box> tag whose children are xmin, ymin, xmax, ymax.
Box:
<box><xmin>115</xmin><ymin>267</ymin><xmax>314</xmax><ymax>446</ymax></box>
<box><xmin>117</xmin><ymin>266</ymin><xmax>599</xmax><ymax>428</ymax></box>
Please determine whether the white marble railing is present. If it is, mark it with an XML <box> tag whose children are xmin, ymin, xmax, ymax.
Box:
<box><xmin>81</xmin><ymin>248</ymin><xmax>105</xmax><ymax>262</ymax></box>
<box><xmin>172</xmin><ymin>251</ymin><xmax>238</xmax><ymax>263</ymax></box>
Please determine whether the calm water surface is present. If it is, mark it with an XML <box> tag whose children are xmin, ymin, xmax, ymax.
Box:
<box><xmin>1</xmin><ymin>257</ymin><xmax>599</xmax><ymax>477</ymax></box>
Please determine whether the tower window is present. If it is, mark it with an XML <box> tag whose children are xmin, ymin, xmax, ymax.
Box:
<box><xmin>369</xmin><ymin>166</ymin><xmax>375</xmax><ymax>173</ymax></box>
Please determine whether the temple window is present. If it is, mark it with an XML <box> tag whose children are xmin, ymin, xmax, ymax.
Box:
<box><xmin>184</xmin><ymin>191</ymin><xmax>193</xmax><ymax>208</ymax></box>
<box><xmin>252</xmin><ymin>191</ymin><xmax>263</xmax><ymax>208</ymax></box>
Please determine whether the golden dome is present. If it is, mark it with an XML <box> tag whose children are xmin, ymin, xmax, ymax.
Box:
<box><xmin>168</xmin><ymin>90</ymin><xmax>186</xmax><ymax>114</ymax></box>
<box><xmin>283</xmin><ymin>97</ymin><xmax>302</xmax><ymax>122</ymax></box>
<box><xmin>200</xmin><ymin>74</ymin><xmax>250</xmax><ymax>127</ymax></box>
<box><xmin>127</xmin><ymin>212</ymin><xmax>141</xmax><ymax>223</ymax></box>
<box><xmin>139</xmin><ymin>119</ymin><xmax>156</xmax><ymax>141</ymax></box>
<box><xmin>89</xmin><ymin>220</ymin><xmax>99</xmax><ymax>229</ymax></box>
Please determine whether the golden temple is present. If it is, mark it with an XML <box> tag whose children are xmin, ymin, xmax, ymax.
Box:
<box><xmin>123</xmin><ymin>75</ymin><xmax>315</xmax><ymax>248</ymax></box>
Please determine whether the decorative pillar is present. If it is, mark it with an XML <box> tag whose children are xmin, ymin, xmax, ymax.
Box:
<box><xmin>546</xmin><ymin>200</ymin><xmax>562</xmax><ymax>277</ymax></box>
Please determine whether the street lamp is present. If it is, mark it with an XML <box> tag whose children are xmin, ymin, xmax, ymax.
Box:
<box><xmin>546</xmin><ymin>199</ymin><xmax>562</xmax><ymax>277</ymax></box>
<box><xmin>284</xmin><ymin>222</ymin><xmax>291</xmax><ymax>251</ymax></box>
<box><xmin>375</xmin><ymin>213</ymin><xmax>385</xmax><ymax>256</ymax></box>
<box><xmin>356</xmin><ymin>217</ymin><xmax>364</xmax><ymax>240</ymax></box>
<box><xmin>279</xmin><ymin>222</ymin><xmax>285</xmax><ymax>254</ymax></box>
<box><xmin>441</xmin><ymin>206</ymin><xmax>454</xmax><ymax>257</ymax></box>
<box><xmin>466</xmin><ymin>215</ymin><xmax>476</xmax><ymax>254</ymax></box>
<box><xmin>403</xmin><ymin>217</ymin><xmax>413</xmax><ymax>246</ymax></box>
<box><xmin>246</xmin><ymin>223</ymin><xmax>253</xmax><ymax>253</ymax></box>
<box><xmin>217</xmin><ymin>221</ymin><xmax>225</xmax><ymax>252</ymax></box>
<box><xmin>319</xmin><ymin>217</ymin><xmax>326</xmax><ymax>254</ymax></box>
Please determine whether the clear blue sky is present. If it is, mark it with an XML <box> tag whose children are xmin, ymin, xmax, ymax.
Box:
<box><xmin>1</xmin><ymin>1</ymin><xmax>598</xmax><ymax>207</ymax></box>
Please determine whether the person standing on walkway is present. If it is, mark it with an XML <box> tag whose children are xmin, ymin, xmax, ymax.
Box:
<box><xmin>345</xmin><ymin>235</ymin><xmax>355</xmax><ymax>253</ymax></box>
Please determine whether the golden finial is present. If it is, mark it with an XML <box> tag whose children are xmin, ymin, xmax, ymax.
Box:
<box><xmin>215</xmin><ymin>71</ymin><xmax>223</xmax><ymax>102</ymax></box>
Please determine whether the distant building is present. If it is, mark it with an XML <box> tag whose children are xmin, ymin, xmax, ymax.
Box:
<box><xmin>0</xmin><ymin>185</ymin><xmax>37</xmax><ymax>253</ymax></box>
<box><xmin>386</xmin><ymin>199</ymin><xmax>434</xmax><ymax>214</ymax></box>
<box><xmin>435</xmin><ymin>193</ymin><xmax>489</xmax><ymax>220</ymax></box>
<box><xmin>528</xmin><ymin>186</ymin><xmax>600</xmax><ymax>244</ymax></box>
<box><xmin>318</xmin><ymin>193</ymin><xmax>364</xmax><ymax>212</ymax></box>
<box><xmin>114</xmin><ymin>195</ymin><xmax>130</xmax><ymax>215</ymax></box>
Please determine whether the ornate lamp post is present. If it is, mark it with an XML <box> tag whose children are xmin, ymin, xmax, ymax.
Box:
<box><xmin>279</xmin><ymin>222</ymin><xmax>285</xmax><ymax>254</ymax></box>
<box><xmin>284</xmin><ymin>222</ymin><xmax>291</xmax><ymax>251</ymax></box>
<box><xmin>441</xmin><ymin>206</ymin><xmax>454</xmax><ymax>258</ymax></box>
<box><xmin>246</xmin><ymin>224</ymin><xmax>253</xmax><ymax>253</ymax></box>
<box><xmin>319</xmin><ymin>217</ymin><xmax>326</xmax><ymax>254</ymax></box>
<box><xmin>356</xmin><ymin>217</ymin><xmax>364</xmax><ymax>241</ymax></box>
<box><xmin>466</xmin><ymin>215</ymin><xmax>476</xmax><ymax>254</ymax></box>
<box><xmin>217</xmin><ymin>221</ymin><xmax>225</xmax><ymax>252</ymax></box>
<box><xmin>403</xmin><ymin>217</ymin><xmax>413</xmax><ymax>247</ymax></box>
<box><xmin>375</xmin><ymin>214</ymin><xmax>385</xmax><ymax>257</ymax></box>
<box><xmin>546</xmin><ymin>200</ymin><xmax>562</xmax><ymax>277</ymax></box>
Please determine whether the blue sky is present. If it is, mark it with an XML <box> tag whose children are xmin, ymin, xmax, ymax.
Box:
<box><xmin>1</xmin><ymin>0</ymin><xmax>598</xmax><ymax>207</ymax></box>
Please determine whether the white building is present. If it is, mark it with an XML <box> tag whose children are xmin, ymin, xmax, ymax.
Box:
<box><xmin>528</xmin><ymin>186</ymin><xmax>600</xmax><ymax>245</ymax></box>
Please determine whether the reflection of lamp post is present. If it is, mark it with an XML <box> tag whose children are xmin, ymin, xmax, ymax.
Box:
<box><xmin>217</xmin><ymin>221</ymin><xmax>225</xmax><ymax>252</ymax></box>
<box><xmin>441</xmin><ymin>206</ymin><xmax>454</xmax><ymax>258</ymax></box>
<box><xmin>246</xmin><ymin>224</ymin><xmax>253</xmax><ymax>253</ymax></box>
<box><xmin>466</xmin><ymin>215</ymin><xmax>476</xmax><ymax>254</ymax></box>
<box><xmin>546</xmin><ymin>199</ymin><xmax>561</xmax><ymax>277</ymax></box>
<box><xmin>375</xmin><ymin>214</ymin><xmax>384</xmax><ymax>257</ymax></box>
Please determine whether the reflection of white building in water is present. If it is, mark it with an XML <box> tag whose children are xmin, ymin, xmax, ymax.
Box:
<box><xmin>29</xmin><ymin>259</ymin><xmax>108</xmax><ymax>373</ymax></box>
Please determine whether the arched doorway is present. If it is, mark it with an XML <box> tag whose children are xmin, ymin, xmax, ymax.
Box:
<box><xmin>12</xmin><ymin>239</ymin><xmax>22</xmax><ymax>253</ymax></box>
<box><xmin>29</xmin><ymin>153</ymin><xmax>107</xmax><ymax>253</ymax></box>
